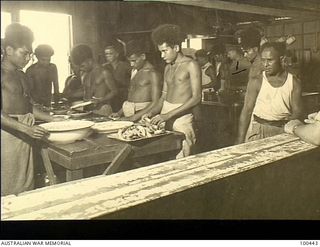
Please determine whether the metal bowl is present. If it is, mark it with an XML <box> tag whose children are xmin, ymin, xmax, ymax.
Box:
<box><xmin>39</xmin><ymin>120</ymin><xmax>94</xmax><ymax>144</ymax></box>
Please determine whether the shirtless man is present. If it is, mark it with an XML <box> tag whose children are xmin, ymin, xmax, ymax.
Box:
<box><xmin>235</xmin><ymin>42</ymin><xmax>302</xmax><ymax>144</ymax></box>
<box><xmin>144</xmin><ymin>24</ymin><xmax>201</xmax><ymax>158</ymax></box>
<box><xmin>62</xmin><ymin>57</ymin><xmax>83</xmax><ymax>102</ymax></box>
<box><xmin>26</xmin><ymin>44</ymin><xmax>59</xmax><ymax>107</ymax></box>
<box><xmin>70</xmin><ymin>44</ymin><xmax>118</xmax><ymax>116</ymax></box>
<box><xmin>103</xmin><ymin>41</ymin><xmax>131</xmax><ymax>112</ymax></box>
<box><xmin>1</xmin><ymin>23</ymin><xmax>55</xmax><ymax>196</ymax></box>
<box><xmin>110</xmin><ymin>39</ymin><xmax>162</xmax><ymax>122</ymax></box>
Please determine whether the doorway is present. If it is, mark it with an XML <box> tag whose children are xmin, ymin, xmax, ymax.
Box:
<box><xmin>20</xmin><ymin>10</ymin><xmax>73</xmax><ymax>92</ymax></box>
<box><xmin>1</xmin><ymin>11</ymin><xmax>12</xmax><ymax>39</ymax></box>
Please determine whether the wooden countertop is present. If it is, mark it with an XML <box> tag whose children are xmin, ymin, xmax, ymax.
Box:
<box><xmin>2</xmin><ymin>133</ymin><xmax>318</xmax><ymax>220</ymax></box>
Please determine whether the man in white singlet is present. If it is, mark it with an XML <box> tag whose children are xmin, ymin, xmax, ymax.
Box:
<box><xmin>235</xmin><ymin>42</ymin><xmax>302</xmax><ymax>143</ymax></box>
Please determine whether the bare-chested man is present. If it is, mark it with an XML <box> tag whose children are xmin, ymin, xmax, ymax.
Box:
<box><xmin>110</xmin><ymin>39</ymin><xmax>162</xmax><ymax>122</ymax></box>
<box><xmin>26</xmin><ymin>44</ymin><xmax>59</xmax><ymax>107</ymax></box>
<box><xmin>235</xmin><ymin>42</ymin><xmax>302</xmax><ymax>144</ymax></box>
<box><xmin>144</xmin><ymin>24</ymin><xmax>201</xmax><ymax>158</ymax></box>
<box><xmin>103</xmin><ymin>41</ymin><xmax>131</xmax><ymax>112</ymax></box>
<box><xmin>70</xmin><ymin>44</ymin><xmax>118</xmax><ymax>116</ymax></box>
<box><xmin>1</xmin><ymin>23</ymin><xmax>55</xmax><ymax>196</ymax></box>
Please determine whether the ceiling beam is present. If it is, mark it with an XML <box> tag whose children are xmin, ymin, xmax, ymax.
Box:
<box><xmin>283</xmin><ymin>0</ymin><xmax>320</xmax><ymax>13</ymax></box>
<box><xmin>158</xmin><ymin>0</ymin><xmax>320</xmax><ymax>19</ymax></box>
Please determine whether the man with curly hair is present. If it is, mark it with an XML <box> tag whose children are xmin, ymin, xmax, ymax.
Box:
<box><xmin>70</xmin><ymin>44</ymin><xmax>118</xmax><ymax>116</ymax></box>
<box><xmin>144</xmin><ymin>24</ymin><xmax>201</xmax><ymax>158</ymax></box>
<box><xmin>26</xmin><ymin>44</ymin><xmax>60</xmax><ymax>107</ymax></box>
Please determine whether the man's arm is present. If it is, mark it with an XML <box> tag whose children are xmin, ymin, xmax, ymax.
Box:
<box><xmin>285</xmin><ymin>119</ymin><xmax>320</xmax><ymax>146</ymax></box>
<box><xmin>130</xmin><ymin>71</ymin><xmax>162</xmax><ymax>122</ymax></box>
<box><xmin>63</xmin><ymin>76</ymin><xmax>84</xmax><ymax>100</ymax></box>
<box><xmin>51</xmin><ymin>64</ymin><xmax>59</xmax><ymax>94</ymax></box>
<box><xmin>288</xmin><ymin>75</ymin><xmax>303</xmax><ymax>120</ymax></box>
<box><xmin>153</xmin><ymin>60</ymin><xmax>201</xmax><ymax>124</ymax></box>
<box><xmin>1</xmin><ymin>112</ymin><xmax>49</xmax><ymax>139</ymax></box>
<box><xmin>294</xmin><ymin>122</ymin><xmax>320</xmax><ymax>145</ymax></box>
<box><xmin>94</xmin><ymin>69</ymin><xmax>118</xmax><ymax>104</ymax></box>
<box><xmin>235</xmin><ymin>74</ymin><xmax>262</xmax><ymax>144</ymax></box>
<box><xmin>144</xmin><ymin>68</ymin><xmax>169</xmax><ymax>119</ymax></box>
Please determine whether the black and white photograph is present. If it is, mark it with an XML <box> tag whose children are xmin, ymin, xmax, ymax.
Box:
<box><xmin>1</xmin><ymin>0</ymin><xmax>320</xmax><ymax>239</ymax></box>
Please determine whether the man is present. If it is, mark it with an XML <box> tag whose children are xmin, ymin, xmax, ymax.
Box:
<box><xmin>62</xmin><ymin>57</ymin><xmax>83</xmax><ymax>102</ymax></box>
<box><xmin>285</xmin><ymin>112</ymin><xmax>320</xmax><ymax>146</ymax></box>
<box><xmin>70</xmin><ymin>44</ymin><xmax>118</xmax><ymax>116</ymax></box>
<box><xmin>235</xmin><ymin>42</ymin><xmax>302</xmax><ymax>144</ymax></box>
<box><xmin>208</xmin><ymin>43</ymin><xmax>229</xmax><ymax>92</ymax></box>
<box><xmin>194</xmin><ymin>49</ymin><xmax>217</xmax><ymax>89</ymax></box>
<box><xmin>103</xmin><ymin>41</ymin><xmax>131</xmax><ymax>112</ymax></box>
<box><xmin>227</xmin><ymin>46</ymin><xmax>251</xmax><ymax>90</ymax></box>
<box><xmin>239</xmin><ymin>27</ymin><xmax>264</xmax><ymax>80</ymax></box>
<box><xmin>1</xmin><ymin>23</ymin><xmax>55</xmax><ymax>196</ymax></box>
<box><xmin>110</xmin><ymin>39</ymin><xmax>162</xmax><ymax>122</ymax></box>
<box><xmin>26</xmin><ymin>44</ymin><xmax>59</xmax><ymax>107</ymax></box>
<box><xmin>144</xmin><ymin>24</ymin><xmax>201</xmax><ymax>158</ymax></box>
<box><xmin>235</xmin><ymin>27</ymin><xmax>271</xmax><ymax>144</ymax></box>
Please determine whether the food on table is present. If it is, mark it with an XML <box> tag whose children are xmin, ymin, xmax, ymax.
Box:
<box><xmin>118</xmin><ymin>121</ymin><xmax>166</xmax><ymax>140</ymax></box>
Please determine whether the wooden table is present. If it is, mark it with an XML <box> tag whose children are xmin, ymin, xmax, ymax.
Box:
<box><xmin>44</xmin><ymin>131</ymin><xmax>184</xmax><ymax>182</ymax></box>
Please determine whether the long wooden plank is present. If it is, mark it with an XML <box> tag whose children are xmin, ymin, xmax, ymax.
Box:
<box><xmin>2</xmin><ymin>134</ymin><xmax>318</xmax><ymax>220</ymax></box>
<box><xmin>1</xmin><ymin>134</ymin><xmax>302</xmax><ymax>212</ymax></box>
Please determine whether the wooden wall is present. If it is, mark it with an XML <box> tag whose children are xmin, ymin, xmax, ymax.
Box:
<box><xmin>264</xmin><ymin>20</ymin><xmax>320</xmax><ymax>91</ymax></box>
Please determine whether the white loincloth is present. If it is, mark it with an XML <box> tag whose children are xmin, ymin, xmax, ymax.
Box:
<box><xmin>161</xmin><ymin>100</ymin><xmax>196</xmax><ymax>159</ymax></box>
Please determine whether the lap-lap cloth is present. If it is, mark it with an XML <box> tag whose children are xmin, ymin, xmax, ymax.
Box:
<box><xmin>245</xmin><ymin>114</ymin><xmax>286</xmax><ymax>142</ymax></box>
<box><xmin>122</xmin><ymin>101</ymin><xmax>151</xmax><ymax>117</ymax></box>
<box><xmin>161</xmin><ymin>100</ymin><xmax>196</xmax><ymax>158</ymax></box>
<box><xmin>1</xmin><ymin>113</ymin><xmax>35</xmax><ymax>196</ymax></box>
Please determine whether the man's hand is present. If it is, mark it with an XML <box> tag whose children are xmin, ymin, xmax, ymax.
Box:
<box><xmin>305</xmin><ymin>112</ymin><xmax>320</xmax><ymax>124</ymax></box>
<box><xmin>26</xmin><ymin>126</ymin><xmax>50</xmax><ymax>140</ymax></box>
<box><xmin>150</xmin><ymin>113</ymin><xmax>170</xmax><ymax>126</ymax></box>
<box><xmin>284</xmin><ymin>119</ymin><xmax>303</xmax><ymax>134</ymax></box>
<box><xmin>91</xmin><ymin>96</ymin><xmax>102</xmax><ymax>105</ymax></box>
<box><xmin>141</xmin><ymin>112</ymin><xmax>153</xmax><ymax>121</ymax></box>
<box><xmin>109</xmin><ymin>112</ymin><xmax>121</xmax><ymax>120</ymax></box>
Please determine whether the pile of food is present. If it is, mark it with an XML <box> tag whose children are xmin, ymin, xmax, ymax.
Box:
<box><xmin>117</xmin><ymin>118</ymin><xmax>166</xmax><ymax>140</ymax></box>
